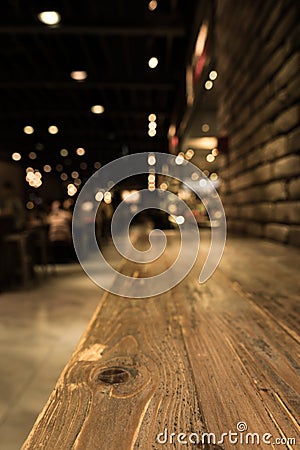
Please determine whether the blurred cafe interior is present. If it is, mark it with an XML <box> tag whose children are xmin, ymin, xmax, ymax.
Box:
<box><xmin>0</xmin><ymin>1</ymin><xmax>299</xmax><ymax>449</ymax></box>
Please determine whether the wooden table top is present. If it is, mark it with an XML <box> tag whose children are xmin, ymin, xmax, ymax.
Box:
<box><xmin>22</xmin><ymin>231</ymin><xmax>300</xmax><ymax>449</ymax></box>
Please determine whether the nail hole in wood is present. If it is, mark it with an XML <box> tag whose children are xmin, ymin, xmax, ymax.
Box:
<box><xmin>97</xmin><ymin>367</ymin><xmax>130</xmax><ymax>384</ymax></box>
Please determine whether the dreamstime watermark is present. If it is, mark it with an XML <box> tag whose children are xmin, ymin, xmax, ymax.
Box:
<box><xmin>72</xmin><ymin>152</ymin><xmax>227</xmax><ymax>298</ymax></box>
<box><xmin>156</xmin><ymin>422</ymin><xmax>297</xmax><ymax>446</ymax></box>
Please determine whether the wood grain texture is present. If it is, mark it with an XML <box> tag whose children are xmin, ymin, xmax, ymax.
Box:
<box><xmin>22</xmin><ymin>233</ymin><xmax>300</xmax><ymax>449</ymax></box>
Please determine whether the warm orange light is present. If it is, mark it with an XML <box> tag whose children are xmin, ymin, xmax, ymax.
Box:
<box><xmin>205</xmin><ymin>80</ymin><xmax>213</xmax><ymax>90</ymax></box>
<box><xmin>71</xmin><ymin>71</ymin><xmax>88</xmax><ymax>81</ymax></box>
<box><xmin>148</xmin><ymin>122</ymin><xmax>157</xmax><ymax>130</ymax></box>
<box><xmin>91</xmin><ymin>105</ymin><xmax>104</xmax><ymax>114</ymax></box>
<box><xmin>104</xmin><ymin>192</ymin><xmax>112</xmax><ymax>204</ymax></box>
<box><xmin>160</xmin><ymin>183</ymin><xmax>168</xmax><ymax>190</ymax></box>
<box><xmin>24</xmin><ymin>126</ymin><xmax>34</xmax><ymax>135</ymax></box>
<box><xmin>175</xmin><ymin>154</ymin><xmax>184</xmax><ymax>165</ymax></box>
<box><xmin>148</xmin><ymin>57</ymin><xmax>158</xmax><ymax>68</ymax></box>
<box><xmin>95</xmin><ymin>191</ymin><xmax>104</xmax><ymax>202</ymax></box>
<box><xmin>148</xmin><ymin>0</ymin><xmax>157</xmax><ymax>11</ymax></box>
<box><xmin>148</xmin><ymin>113</ymin><xmax>156</xmax><ymax>122</ymax></box>
<box><xmin>209</xmin><ymin>70</ymin><xmax>218</xmax><ymax>80</ymax></box>
<box><xmin>67</xmin><ymin>184</ymin><xmax>77</xmax><ymax>196</ymax></box>
<box><xmin>29</xmin><ymin>152</ymin><xmax>37</xmax><ymax>160</ymax></box>
<box><xmin>12</xmin><ymin>152</ymin><xmax>21</xmax><ymax>161</ymax></box>
<box><xmin>76</xmin><ymin>147</ymin><xmax>85</xmax><ymax>156</ymax></box>
<box><xmin>38</xmin><ymin>11</ymin><xmax>61</xmax><ymax>25</ymax></box>
<box><xmin>48</xmin><ymin>125</ymin><xmax>58</xmax><ymax>134</ymax></box>
<box><xmin>210</xmin><ymin>172</ymin><xmax>218</xmax><ymax>181</ymax></box>
<box><xmin>206</xmin><ymin>154</ymin><xmax>215</xmax><ymax>162</ymax></box>
<box><xmin>148</xmin><ymin>129</ymin><xmax>156</xmax><ymax>137</ymax></box>
<box><xmin>148</xmin><ymin>154</ymin><xmax>156</xmax><ymax>166</ymax></box>
<box><xmin>168</xmin><ymin>124</ymin><xmax>176</xmax><ymax>137</ymax></box>
<box><xmin>185</xmin><ymin>149</ymin><xmax>194</xmax><ymax>160</ymax></box>
<box><xmin>194</xmin><ymin>22</ymin><xmax>208</xmax><ymax>58</ymax></box>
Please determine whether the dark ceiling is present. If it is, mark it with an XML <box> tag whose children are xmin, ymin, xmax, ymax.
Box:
<box><xmin>0</xmin><ymin>0</ymin><xmax>203</xmax><ymax>182</ymax></box>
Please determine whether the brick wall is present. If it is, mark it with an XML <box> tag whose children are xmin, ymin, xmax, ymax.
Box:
<box><xmin>215</xmin><ymin>0</ymin><xmax>300</xmax><ymax>245</ymax></box>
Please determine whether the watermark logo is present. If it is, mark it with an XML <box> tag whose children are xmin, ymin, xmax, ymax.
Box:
<box><xmin>156</xmin><ymin>422</ymin><xmax>297</xmax><ymax>446</ymax></box>
<box><xmin>72</xmin><ymin>152</ymin><xmax>226</xmax><ymax>298</ymax></box>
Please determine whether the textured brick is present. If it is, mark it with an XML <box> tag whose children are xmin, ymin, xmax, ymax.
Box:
<box><xmin>226</xmin><ymin>192</ymin><xmax>240</xmax><ymax>205</ymax></box>
<box><xmin>271</xmin><ymin>3</ymin><xmax>298</xmax><ymax>48</ymax></box>
<box><xmin>240</xmin><ymin>204</ymin><xmax>256</xmax><ymax>220</ymax></box>
<box><xmin>246</xmin><ymin>222</ymin><xmax>264</xmax><ymax>237</ymax></box>
<box><xmin>252</xmin><ymin>123</ymin><xmax>274</xmax><ymax>147</ymax></box>
<box><xmin>273</xmin><ymin>105</ymin><xmax>299</xmax><ymax>134</ymax></box>
<box><xmin>217</xmin><ymin>155</ymin><xmax>227</xmax><ymax>169</ymax></box>
<box><xmin>244</xmin><ymin>113</ymin><xmax>264</xmax><ymax>139</ymax></box>
<box><xmin>218</xmin><ymin>182</ymin><xmax>227</xmax><ymax>196</ymax></box>
<box><xmin>234</xmin><ymin>105</ymin><xmax>251</xmax><ymax>130</ymax></box>
<box><xmin>285</xmin><ymin>73</ymin><xmax>300</xmax><ymax>104</ymax></box>
<box><xmin>253</xmin><ymin>163</ymin><xmax>273</xmax><ymax>183</ymax></box>
<box><xmin>226</xmin><ymin>158</ymin><xmax>247</xmax><ymax>178</ymax></box>
<box><xmin>227</xmin><ymin>220</ymin><xmax>246</xmax><ymax>234</ymax></box>
<box><xmin>253</xmin><ymin>84</ymin><xmax>271</xmax><ymax>112</ymax></box>
<box><xmin>238</xmin><ymin>203</ymin><xmax>275</xmax><ymax>222</ymax></box>
<box><xmin>246</xmin><ymin>148</ymin><xmax>264</xmax><ymax>169</ymax></box>
<box><xmin>288</xmin><ymin>226</ymin><xmax>300</xmax><ymax>246</ymax></box>
<box><xmin>273</xmin><ymin>155</ymin><xmax>300</xmax><ymax>178</ymax></box>
<box><xmin>287</xmin><ymin>20</ymin><xmax>300</xmax><ymax>50</ymax></box>
<box><xmin>288</xmin><ymin>178</ymin><xmax>300</xmax><ymax>199</ymax></box>
<box><xmin>287</xmin><ymin>127</ymin><xmax>300</xmax><ymax>153</ymax></box>
<box><xmin>260</xmin><ymin>1</ymin><xmax>286</xmax><ymax>42</ymax></box>
<box><xmin>236</xmin><ymin>187</ymin><xmax>263</xmax><ymax>203</ymax></box>
<box><xmin>260</xmin><ymin>96</ymin><xmax>282</xmax><ymax>123</ymax></box>
<box><xmin>224</xmin><ymin>204</ymin><xmax>239</xmax><ymax>218</ymax></box>
<box><xmin>260</xmin><ymin>44</ymin><xmax>289</xmax><ymax>86</ymax></box>
<box><xmin>263</xmin><ymin>181</ymin><xmax>287</xmax><ymax>201</ymax></box>
<box><xmin>215</xmin><ymin>0</ymin><xmax>300</xmax><ymax>245</ymax></box>
<box><xmin>230</xmin><ymin>132</ymin><xmax>247</xmax><ymax>149</ymax></box>
<box><xmin>265</xmin><ymin>224</ymin><xmax>289</xmax><ymax>243</ymax></box>
<box><xmin>229</xmin><ymin>172</ymin><xmax>252</xmax><ymax>191</ymax></box>
<box><xmin>274</xmin><ymin>202</ymin><xmax>300</xmax><ymax>224</ymax></box>
<box><xmin>274</xmin><ymin>52</ymin><xmax>300</xmax><ymax>91</ymax></box>
<box><xmin>261</xmin><ymin>136</ymin><xmax>288</xmax><ymax>161</ymax></box>
<box><xmin>255</xmin><ymin>203</ymin><xmax>275</xmax><ymax>222</ymax></box>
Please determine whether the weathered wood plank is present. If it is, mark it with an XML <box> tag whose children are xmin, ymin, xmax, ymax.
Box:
<box><xmin>22</xmin><ymin>260</ymin><xmax>208</xmax><ymax>449</ymax></box>
<box><xmin>178</xmin><ymin>272</ymin><xmax>299</xmax><ymax>449</ymax></box>
<box><xmin>22</xmin><ymin>233</ymin><xmax>300</xmax><ymax>449</ymax></box>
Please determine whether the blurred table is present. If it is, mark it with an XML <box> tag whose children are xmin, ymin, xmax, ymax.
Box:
<box><xmin>3</xmin><ymin>231</ymin><xmax>32</xmax><ymax>288</ymax></box>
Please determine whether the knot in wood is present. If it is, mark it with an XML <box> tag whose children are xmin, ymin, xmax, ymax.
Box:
<box><xmin>97</xmin><ymin>367</ymin><xmax>131</xmax><ymax>384</ymax></box>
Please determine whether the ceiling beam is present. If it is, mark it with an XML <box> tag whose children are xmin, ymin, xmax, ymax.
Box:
<box><xmin>0</xmin><ymin>129</ymin><xmax>167</xmax><ymax>139</ymax></box>
<box><xmin>0</xmin><ymin>81</ymin><xmax>174</xmax><ymax>91</ymax></box>
<box><xmin>0</xmin><ymin>108</ymin><xmax>169</xmax><ymax>120</ymax></box>
<box><xmin>0</xmin><ymin>25</ymin><xmax>185</xmax><ymax>37</ymax></box>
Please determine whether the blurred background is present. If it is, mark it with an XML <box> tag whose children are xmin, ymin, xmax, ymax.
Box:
<box><xmin>0</xmin><ymin>1</ymin><xmax>299</xmax><ymax>447</ymax></box>
<box><xmin>0</xmin><ymin>1</ymin><xmax>298</xmax><ymax>284</ymax></box>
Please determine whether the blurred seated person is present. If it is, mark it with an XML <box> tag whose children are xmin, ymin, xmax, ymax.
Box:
<box><xmin>96</xmin><ymin>200</ymin><xmax>114</xmax><ymax>241</ymax></box>
<box><xmin>27</xmin><ymin>207</ymin><xmax>47</xmax><ymax>230</ymax></box>
<box><xmin>0</xmin><ymin>181</ymin><xmax>25</xmax><ymax>231</ymax></box>
<box><xmin>47</xmin><ymin>200</ymin><xmax>72</xmax><ymax>264</ymax></box>
<box><xmin>0</xmin><ymin>182</ymin><xmax>25</xmax><ymax>290</ymax></box>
